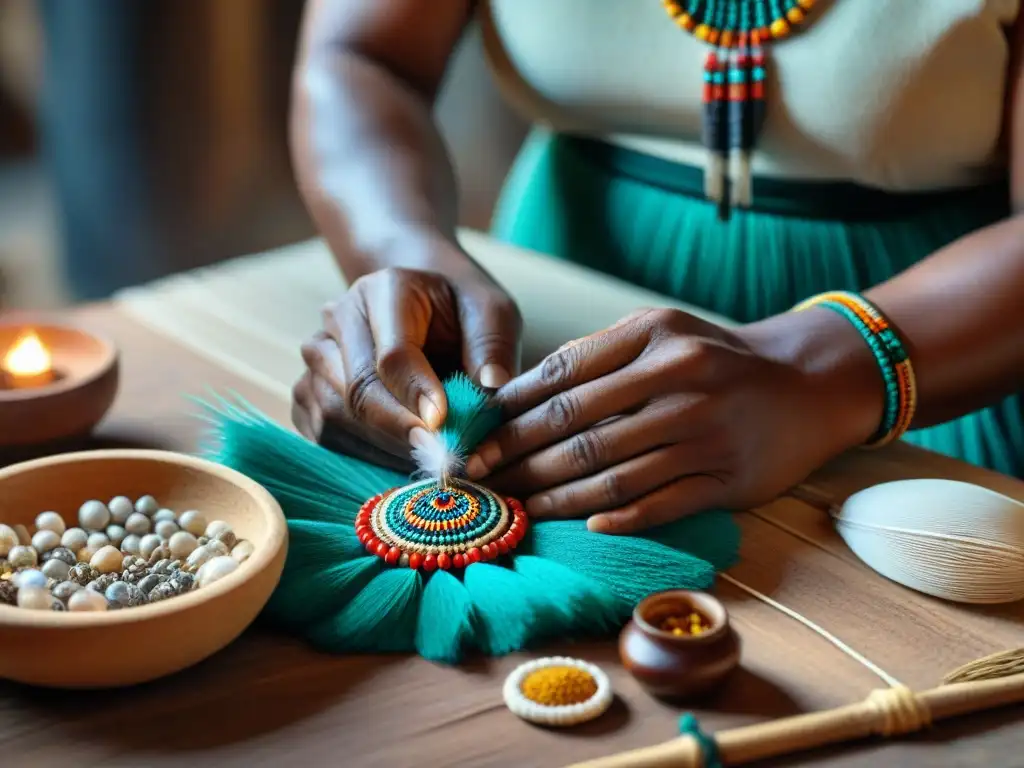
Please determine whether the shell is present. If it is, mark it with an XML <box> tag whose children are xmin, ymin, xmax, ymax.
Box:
<box><xmin>835</xmin><ymin>479</ymin><xmax>1024</xmax><ymax>604</ymax></box>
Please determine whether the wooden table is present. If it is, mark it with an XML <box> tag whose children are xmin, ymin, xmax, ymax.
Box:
<box><xmin>2</xmin><ymin>232</ymin><xmax>1024</xmax><ymax>767</ymax></box>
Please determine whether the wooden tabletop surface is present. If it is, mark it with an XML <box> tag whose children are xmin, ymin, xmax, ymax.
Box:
<box><xmin>2</xmin><ymin>235</ymin><xmax>1024</xmax><ymax>767</ymax></box>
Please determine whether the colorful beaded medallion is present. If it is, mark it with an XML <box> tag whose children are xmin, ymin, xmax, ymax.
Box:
<box><xmin>660</xmin><ymin>0</ymin><xmax>821</xmax><ymax>217</ymax></box>
<box><xmin>355</xmin><ymin>478</ymin><xmax>528</xmax><ymax>571</ymax></box>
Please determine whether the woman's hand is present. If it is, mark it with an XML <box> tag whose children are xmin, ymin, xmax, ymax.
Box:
<box><xmin>293</xmin><ymin>262</ymin><xmax>522</xmax><ymax>464</ymax></box>
<box><xmin>466</xmin><ymin>308</ymin><xmax>882</xmax><ymax>534</ymax></box>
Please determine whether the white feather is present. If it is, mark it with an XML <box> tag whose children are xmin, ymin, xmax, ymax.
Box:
<box><xmin>834</xmin><ymin>479</ymin><xmax>1024</xmax><ymax>604</ymax></box>
<box><xmin>410</xmin><ymin>431</ymin><xmax>465</xmax><ymax>482</ymax></box>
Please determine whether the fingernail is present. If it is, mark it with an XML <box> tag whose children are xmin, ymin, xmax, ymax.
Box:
<box><xmin>418</xmin><ymin>394</ymin><xmax>442</xmax><ymax>429</ymax></box>
<box><xmin>479</xmin><ymin>364</ymin><xmax>510</xmax><ymax>389</ymax></box>
<box><xmin>527</xmin><ymin>495</ymin><xmax>552</xmax><ymax>516</ymax></box>
<box><xmin>409</xmin><ymin>427</ymin><xmax>431</xmax><ymax>450</ymax></box>
<box><xmin>466</xmin><ymin>455</ymin><xmax>487</xmax><ymax>479</ymax></box>
<box><xmin>587</xmin><ymin>515</ymin><xmax>612</xmax><ymax>534</ymax></box>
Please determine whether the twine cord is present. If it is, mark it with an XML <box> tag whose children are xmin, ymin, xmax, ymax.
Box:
<box><xmin>866</xmin><ymin>686</ymin><xmax>932</xmax><ymax>736</ymax></box>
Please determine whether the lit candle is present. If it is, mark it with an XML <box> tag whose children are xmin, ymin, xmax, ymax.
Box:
<box><xmin>2</xmin><ymin>330</ymin><xmax>55</xmax><ymax>389</ymax></box>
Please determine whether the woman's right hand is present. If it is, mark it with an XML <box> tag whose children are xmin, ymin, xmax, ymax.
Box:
<box><xmin>292</xmin><ymin>261</ymin><xmax>522</xmax><ymax>466</ymax></box>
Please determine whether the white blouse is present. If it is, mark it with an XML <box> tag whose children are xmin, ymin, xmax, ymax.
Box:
<box><xmin>481</xmin><ymin>0</ymin><xmax>1020</xmax><ymax>191</ymax></box>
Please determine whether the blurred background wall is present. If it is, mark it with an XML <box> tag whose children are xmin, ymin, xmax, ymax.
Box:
<box><xmin>0</xmin><ymin>0</ymin><xmax>528</xmax><ymax>309</ymax></box>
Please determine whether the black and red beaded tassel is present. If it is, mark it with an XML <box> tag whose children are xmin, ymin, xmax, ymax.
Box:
<box><xmin>662</xmin><ymin>0</ymin><xmax>821</xmax><ymax>218</ymax></box>
<box><xmin>701</xmin><ymin>51</ymin><xmax>728</xmax><ymax>213</ymax></box>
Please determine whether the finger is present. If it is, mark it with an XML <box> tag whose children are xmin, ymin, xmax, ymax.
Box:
<box><xmin>520</xmin><ymin>440</ymin><xmax>717</xmax><ymax>519</ymax></box>
<box><xmin>322</xmin><ymin>300</ymin><xmax>427</xmax><ymax>447</ymax></box>
<box><xmin>587</xmin><ymin>474</ymin><xmax>728</xmax><ymax>535</ymax></box>
<box><xmin>458</xmin><ymin>290</ymin><xmax>522</xmax><ymax>389</ymax></box>
<box><xmin>362</xmin><ymin>276</ymin><xmax>447</xmax><ymax>429</ymax></box>
<box><xmin>485</xmin><ymin>399</ymin><xmax>694</xmax><ymax>495</ymax></box>
<box><xmin>467</xmin><ymin>361</ymin><xmax>676</xmax><ymax>480</ymax></box>
<box><xmin>291</xmin><ymin>372</ymin><xmax>321</xmax><ymax>441</ymax></box>
<box><xmin>494</xmin><ymin>317</ymin><xmax>649</xmax><ymax>420</ymax></box>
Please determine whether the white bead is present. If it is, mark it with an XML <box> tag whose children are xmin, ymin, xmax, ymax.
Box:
<box><xmin>139</xmin><ymin>534</ymin><xmax>163</xmax><ymax>559</ymax></box>
<box><xmin>153</xmin><ymin>509</ymin><xmax>177</xmax><ymax>524</ymax></box>
<box><xmin>168</xmin><ymin>531</ymin><xmax>199</xmax><ymax>560</ymax></box>
<box><xmin>41</xmin><ymin>558</ymin><xmax>71</xmax><ymax>581</ymax></box>
<box><xmin>108</xmin><ymin>496</ymin><xmax>134</xmax><ymax>524</ymax></box>
<box><xmin>124</xmin><ymin>512</ymin><xmax>152</xmax><ymax>536</ymax></box>
<box><xmin>154</xmin><ymin>520</ymin><xmax>179</xmax><ymax>539</ymax></box>
<box><xmin>120</xmin><ymin>534</ymin><xmax>141</xmax><ymax>555</ymax></box>
<box><xmin>68</xmin><ymin>589</ymin><xmax>108</xmax><ymax>612</ymax></box>
<box><xmin>61</xmin><ymin>527</ymin><xmax>88</xmax><ymax>552</ymax></box>
<box><xmin>34</xmin><ymin>511</ymin><xmax>66</xmax><ymax>535</ymax></box>
<box><xmin>205</xmin><ymin>539</ymin><xmax>230</xmax><ymax>557</ymax></box>
<box><xmin>135</xmin><ymin>495</ymin><xmax>160</xmax><ymax>516</ymax></box>
<box><xmin>76</xmin><ymin>546</ymin><xmax>96</xmax><ymax>563</ymax></box>
<box><xmin>8</xmin><ymin>545</ymin><xmax>37</xmax><ymax>569</ymax></box>
<box><xmin>17</xmin><ymin>586</ymin><xmax>53</xmax><ymax>610</ymax></box>
<box><xmin>13</xmin><ymin>569</ymin><xmax>47</xmax><ymax>589</ymax></box>
<box><xmin>87</xmin><ymin>532</ymin><xmax>110</xmax><ymax>551</ymax></box>
<box><xmin>230</xmin><ymin>540</ymin><xmax>253</xmax><ymax>565</ymax></box>
<box><xmin>231</xmin><ymin>540</ymin><xmax>255</xmax><ymax>563</ymax></box>
<box><xmin>90</xmin><ymin>545</ymin><xmax>124</xmax><ymax>574</ymax></box>
<box><xmin>204</xmin><ymin>520</ymin><xmax>233</xmax><ymax>539</ymax></box>
<box><xmin>186</xmin><ymin>544</ymin><xmax>218</xmax><ymax>570</ymax></box>
<box><xmin>105</xmin><ymin>525</ymin><xmax>126</xmax><ymax>547</ymax></box>
<box><xmin>78</xmin><ymin>500</ymin><xmax>111</xmax><ymax>531</ymax></box>
<box><xmin>13</xmin><ymin>524</ymin><xmax>31</xmax><ymax>544</ymax></box>
<box><xmin>0</xmin><ymin>524</ymin><xmax>18</xmax><ymax>557</ymax></box>
<box><xmin>31</xmin><ymin>529</ymin><xmax>60</xmax><ymax>553</ymax></box>
<box><xmin>177</xmin><ymin>511</ymin><xmax>207</xmax><ymax>537</ymax></box>
<box><xmin>196</xmin><ymin>556</ymin><xmax>239</xmax><ymax>588</ymax></box>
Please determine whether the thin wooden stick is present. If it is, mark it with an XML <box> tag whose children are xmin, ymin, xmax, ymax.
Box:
<box><xmin>565</xmin><ymin>673</ymin><xmax>1024</xmax><ymax>768</ymax></box>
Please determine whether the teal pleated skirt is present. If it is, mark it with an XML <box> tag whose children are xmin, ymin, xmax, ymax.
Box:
<box><xmin>491</xmin><ymin>129</ymin><xmax>1024</xmax><ymax>478</ymax></box>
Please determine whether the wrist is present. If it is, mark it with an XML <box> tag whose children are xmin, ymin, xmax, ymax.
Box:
<box><xmin>737</xmin><ymin>308</ymin><xmax>885</xmax><ymax>454</ymax></box>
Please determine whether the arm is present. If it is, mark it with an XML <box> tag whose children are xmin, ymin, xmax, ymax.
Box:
<box><xmin>742</xmin><ymin>19</ymin><xmax>1024</xmax><ymax>434</ymax></box>
<box><xmin>290</xmin><ymin>0</ymin><xmax>521</xmax><ymax>458</ymax></box>
<box><xmin>291</xmin><ymin>0</ymin><xmax>479</xmax><ymax>281</ymax></box>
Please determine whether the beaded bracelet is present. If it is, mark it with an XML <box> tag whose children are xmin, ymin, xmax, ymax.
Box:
<box><xmin>792</xmin><ymin>291</ymin><xmax>917</xmax><ymax>449</ymax></box>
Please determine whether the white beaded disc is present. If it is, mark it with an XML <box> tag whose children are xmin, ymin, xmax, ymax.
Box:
<box><xmin>502</xmin><ymin>656</ymin><xmax>613</xmax><ymax>727</ymax></box>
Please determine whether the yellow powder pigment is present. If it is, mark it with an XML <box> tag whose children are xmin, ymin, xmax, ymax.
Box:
<box><xmin>660</xmin><ymin>610</ymin><xmax>711</xmax><ymax>637</ymax></box>
<box><xmin>520</xmin><ymin>666</ymin><xmax>598</xmax><ymax>706</ymax></box>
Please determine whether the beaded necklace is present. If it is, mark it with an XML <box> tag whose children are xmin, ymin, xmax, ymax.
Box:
<box><xmin>661</xmin><ymin>0</ymin><xmax>820</xmax><ymax>218</ymax></box>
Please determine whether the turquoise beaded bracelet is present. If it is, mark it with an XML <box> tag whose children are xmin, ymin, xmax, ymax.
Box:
<box><xmin>793</xmin><ymin>291</ymin><xmax>917</xmax><ymax>448</ymax></box>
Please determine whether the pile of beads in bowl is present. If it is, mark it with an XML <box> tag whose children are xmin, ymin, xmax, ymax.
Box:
<box><xmin>0</xmin><ymin>495</ymin><xmax>254</xmax><ymax>612</ymax></box>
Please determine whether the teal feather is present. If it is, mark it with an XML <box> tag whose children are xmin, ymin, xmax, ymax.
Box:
<box><xmin>462</xmin><ymin>562</ymin><xmax>560</xmax><ymax>655</ymax></box>
<box><xmin>412</xmin><ymin>373</ymin><xmax>502</xmax><ymax>480</ymax></box>
<box><xmin>193</xmin><ymin>375</ymin><xmax>742</xmax><ymax>663</ymax></box>
<box><xmin>529</xmin><ymin>519</ymin><xmax>735</xmax><ymax>604</ymax></box>
<box><xmin>308</xmin><ymin>568</ymin><xmax>423</xmax><ymax>653</ymax></box>
<box><xmin>511</xmin><ymin>555</ymin><xmax>627</xmax><ymax>632</ymax></box>
<box><xmin>415</xmin><ymin>570</ymin><xmax>477</xmax><ymax>663</ymax></box>
<box><xmin>263</xmin><ymin>520</ymin><xmax>380</xmax><ymax>629</ymax></box>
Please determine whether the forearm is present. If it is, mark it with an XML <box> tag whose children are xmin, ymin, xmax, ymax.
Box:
<box><xmin>743</xmin><ymin>212</ymin><xmax>1024</xmax><ymax>445</ymax></box>
<box><xmin>290</xmin><ymin>18</ymin><xmax>472</xmax><ymax>281</ymax></box>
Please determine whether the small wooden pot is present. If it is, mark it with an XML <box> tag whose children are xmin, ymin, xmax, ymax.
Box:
<box><xmin>619</xmin><ymin>590</ymin><xmax>741</xmax><ymax>700</ymax></box>
<box><xmin>0</xmin><ymin>323</ymin><xmax>119</xmax><ymax>448</ymax></box>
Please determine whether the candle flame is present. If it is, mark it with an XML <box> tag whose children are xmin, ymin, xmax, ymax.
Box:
<box><xmin>3</xmin><ymin>331</ymin><xmax>52</xmax><ymax>376</ymax></box>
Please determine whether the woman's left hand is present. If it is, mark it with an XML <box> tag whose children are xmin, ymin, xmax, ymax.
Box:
<box><xmin>465</xmin><ymin>308</ymin><xmax>881</xmax><ymax>534</ymax></box>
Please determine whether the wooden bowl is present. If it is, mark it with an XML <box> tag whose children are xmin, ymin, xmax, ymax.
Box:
<box><xmin>0</xmin><ymin>449</ymin><xmax>288</xmax><ymax>688</ymax></box>
<box><xmin>0</xmin><ymin>322</ymin><xmax>119</xmax><ymax>448</ymax></box>
<box><xmin>619</xmin><ymin>590</ymin><xmax>741</xmax><ymax>700</ymax></box>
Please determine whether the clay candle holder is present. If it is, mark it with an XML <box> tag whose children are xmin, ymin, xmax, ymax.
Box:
<box><xmin>619</xmin><ymin>589</ymin><xmax>741</xmax><ymax>700</ymax></box>
<box><xmin>0</xmin><ymin>322</ymin><xmax>119</xmax><ymax>449</ymax></box>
